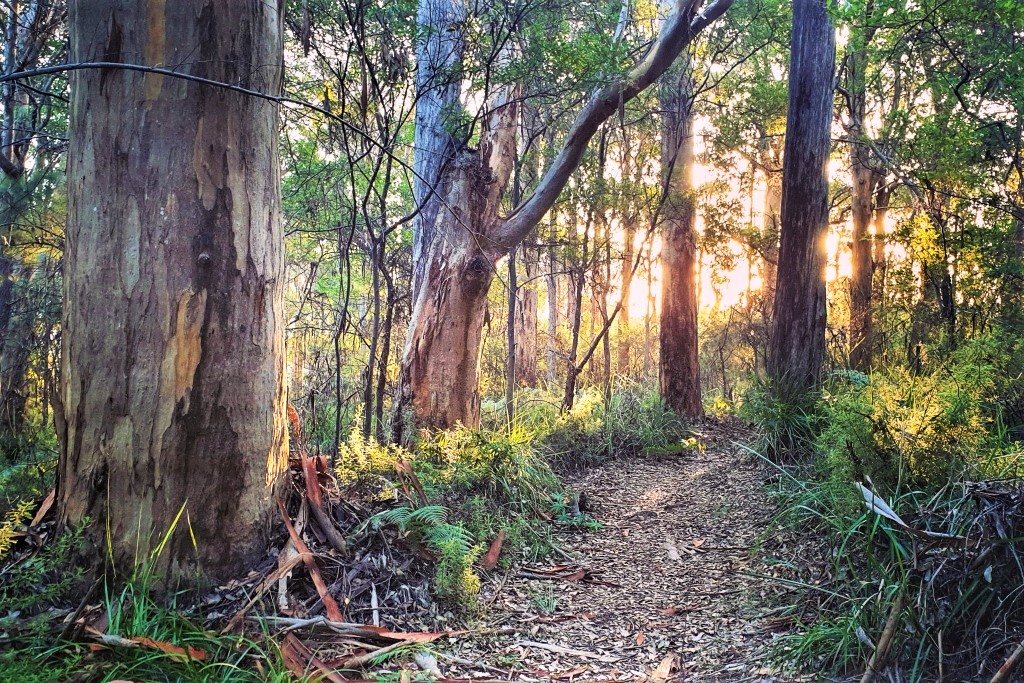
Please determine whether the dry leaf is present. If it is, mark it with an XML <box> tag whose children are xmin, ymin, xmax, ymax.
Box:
<box><xmin>691</xmin><ymin>538</ymin><xmax>705</xmax><ymax>547</ymax></box>
<box><xmin>651</xmin><ymin>654</ymin><xmax>678</xmax><ymax>683</ymax></box>
<box><xmin>481</xmin><ymin>529</ymin><xmax>506</xmax><ymax>570</ymax></box>
<box><xmin>133</xmin><ymin>636</ymin><xmax>207</xmax><ymax>661</ymax></box>
<box><xmin>635</xmin><ymin>631</ymin><xmax>646</xmax><ymax>645</ymax></box>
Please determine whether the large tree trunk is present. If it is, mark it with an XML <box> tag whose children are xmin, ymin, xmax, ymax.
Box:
<box><xmin>659</xmin><ymin>65</ymin><xmax>703</xmax><ymax>418</ymax></box>
<box><xmin>766</xmin><ymin>0</ymin><xmax>836</xmax><ymax>396</ymax></box>
<box><xmin>58</xmin><ymin>0</ymin><xmax>287</xmax><ymax>584</ymax></box>
<box><xmin>411</xmin><ymin>0</ymin><xmax>464</xmax><ymax>301</ymax></box>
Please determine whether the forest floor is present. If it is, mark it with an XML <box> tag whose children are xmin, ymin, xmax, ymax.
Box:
<box><xmin>392</xmin><ymin>423</ymin><xmax>820</xmax><ymax>682</ymax></box>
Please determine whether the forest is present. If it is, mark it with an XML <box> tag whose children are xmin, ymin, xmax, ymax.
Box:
<box><xmin>0</xmin><ymin>0</ymin><xmax>1023</xmax><ymax>680</ymax></box>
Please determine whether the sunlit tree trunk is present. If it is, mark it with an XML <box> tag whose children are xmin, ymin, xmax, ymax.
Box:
<box><xmin>57</xmin><ymin>0</ymin><xmax>287</xmax><ymax>583</ymax></box>
<box><xmin>546</xmin><ymin>220</ymin><xmax>559</xmax><ymax>385</ymax></box>
<box><xmin>767</xmin><ymin>0</ymin><xmax>835</xmax><ymax>395</ymax></box>
<box><xmin>514</xmin><ymin>244</ymin><xmax>539</xmax><ymax>387</ymax></box>
<box><xmin>847</xmin><ymin>33</ymin><xmax>875</xmax><ymax>373</ymax></box>
<box><xmin>659</xmin><ymin>64</ymin><xmax>703</xmax><ymax>418</ymax></box>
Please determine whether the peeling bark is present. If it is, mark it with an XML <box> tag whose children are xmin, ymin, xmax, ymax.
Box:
<box><xmin>58</xmin><ymin>0</ymin><xmax>287</xmax><ymax>584</ymax></box>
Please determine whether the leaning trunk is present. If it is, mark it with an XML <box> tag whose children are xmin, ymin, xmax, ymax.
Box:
<box><xmin>58</xmin><ymin>0</ymin><xmax>287</xmax><ymax>583</ymax></box>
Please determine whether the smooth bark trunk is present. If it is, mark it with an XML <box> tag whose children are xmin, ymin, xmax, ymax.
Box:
<box><xmin>398</xmin><ymin>0</ymin><xmax>734</xmax><ymax>434</ymax></box>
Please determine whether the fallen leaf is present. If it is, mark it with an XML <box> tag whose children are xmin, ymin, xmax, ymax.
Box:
<box><xmin>635</xmin><ymin>631</ymin><xmax>646</xmax><ymax>646</ymax></box>
<box><xmin>691</xmin><ymin>538</ymin><xmax>705</xmax><ymax>547</ymax></box>
<box><xmin>134</xmin><ymin>636</ymin><xmax>207</xmax><ymax>661</ymax></box>
<box><xmin>651</xmin><ymin>654</ymin><xmax>678</xmax><ymax>683</ymax></box>
<box><xmin>30</xmin><ymin>490</ymin><xmax>55</xmax><ymax>527</ymax></box>
<box><xmin>481</xmin><ymin>529</ymin><xmax>506</xmax><ymax>570</ymax></box>
<box><xmin>551</xmin><ymin>666</ymin><xmax>589</xmax><ymax>679</ymax></box>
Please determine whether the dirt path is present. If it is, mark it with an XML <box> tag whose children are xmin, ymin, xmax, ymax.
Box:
<box><xmin>441</xmin><ymin>426</ymin><xmax>806</xmax><ymax>682</ymax></box>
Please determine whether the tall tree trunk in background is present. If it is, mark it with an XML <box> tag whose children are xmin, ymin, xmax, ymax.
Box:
<box><xmin>659</xmin><ymin>64</ymin><xmax>703</xmax><ymax>418</ymax></box>
<box><xmin>546</xmin><ymin>220</ymin><xmax>559</xmax><ymax>385</ymax></box>
<box><xmin>617</xmin><ymin>138</ymin><xmax>637</xmax><ymax>375</ymax></box>
<box><xmin>767</xmin><ymin>0</ymin><xmax>835</xmax><ymax>396</ymax></box>
<box><xmin>58</xmin><ymin>0</ymin><xmax>287</xmax><ymax>583</ymax></box>
<box><xmin>847</xmin><ymin>32</ymin><xmax>875</xmax><ymax>374</ymax></box>
<box><xmin>514</xmin><ymin>244</ymin><xmax>539</xmax><ymax>386</ymax></box>
<box><xmin>618</xmin><ymin>218</ymin><xmax>635</xmax><ymax>374</ymax></box>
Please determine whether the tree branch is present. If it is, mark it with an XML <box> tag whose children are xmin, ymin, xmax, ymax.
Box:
<box><xmin>493</xmin><ymin>0</ymin><xmax>735</xmax><ymax>250</ymax></box>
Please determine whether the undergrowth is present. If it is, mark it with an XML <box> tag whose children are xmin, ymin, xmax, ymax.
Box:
<box><xmin>744</xmin><ymin>334</ymin><xmax>1024</xmax><ymax>679</ymax></box>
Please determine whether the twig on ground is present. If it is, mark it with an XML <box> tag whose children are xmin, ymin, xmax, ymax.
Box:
<box><xmin>990</xmin><ymin>640</ymin><xmax>1024</xmax><ymax>683</ymax></box>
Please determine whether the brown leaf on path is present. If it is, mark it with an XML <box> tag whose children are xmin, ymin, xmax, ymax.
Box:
<box><xmin>481</xmin><ymin>529</ymin><xmax>506</xmax><ymax>570</ymax></box>
<box><xmin>651</xmin><ymin>654</ymin><xmax>679</xmax><ymax>683</ymax></box>
<box><xmin>635</xmin><ymin>631</ymin><xmax>646</xmax><ymax>645</ymax></box>
<box><xmin>691</xmin><ymin>538</ymin><xmax>705</xmax><ymax>547</ymax></box>
<box><xmin>551</xmin><ymin>666</ymin><xmax>590</xmax><ymax>679</ymax></box>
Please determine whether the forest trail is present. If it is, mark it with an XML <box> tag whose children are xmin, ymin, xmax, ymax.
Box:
<box><xmin>438</xmin><ymin>424</ymin><xmax>810</xmax><ymax>682</ymax></box>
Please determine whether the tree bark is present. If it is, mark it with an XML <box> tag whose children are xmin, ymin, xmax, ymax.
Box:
<box><xmin>659</xmin><ymin>64</ymin><xmax>703</xmax><ymax>418</ymax></box>
<box><xmin>58</xmin><ymin>0</ymin><xmax>287</xmax><ymax>584</ymax></box>
<box><xmin>514</xmin><ymin>243</ymin><xmax>539</xmax><ymax>387</ymax></box>
<box><xmin>847</xmin><ymin>36</ymin><xmax>875</xmax><ymax>374</ymax></box>
<box><xmin>766</xmin><ymin>0</ymin><xmax>835</xmax><ymax>396</ymax></box>
<box><xmin>411</xmin><ymin>0</ymin><xmax>464</xmax><ymax>302</ymax></box>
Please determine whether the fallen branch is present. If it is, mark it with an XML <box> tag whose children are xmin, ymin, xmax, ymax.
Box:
<box><xmin>518</xmin><ymin>639</ymin><xmax>623</xmax><ymax>663</ymax></box>
<box><xmin>990</xmin><ymin>640</ymin><xmax>1024</xmax><ymax>683</ymax></box>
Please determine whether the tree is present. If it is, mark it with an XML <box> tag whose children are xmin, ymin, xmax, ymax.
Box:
<box><xmin>659</xmin><ymin>59</ymin><xmax>703</xmax><ymax>417</ymax></box>
<box><xmin>766</xmin><ymin>0</ymin><xmax>835</xmax><ymax>395</ymax></box>
<box><xmin>394</xmin><ymin>0</ymin><xmax>734</xmax><ymax>438</ymax></box>
<box><xmin>57</xmin><ymin>0</ymin><xmax>287</xmax><ymax>583</ymax></box>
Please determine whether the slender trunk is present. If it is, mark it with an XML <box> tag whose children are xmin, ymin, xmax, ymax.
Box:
<box><xmin>767</xmin><ymin>0</ymin><xmax>836</xmax><ymax>396</ymax></box>
<box><xmin>362</xmin><ymin>238</ymin><xmax>381</xmax><ymax>437</ymax></box>
<box><xmin>58</xmin><ymin>0</ymin><xmax>287</xmax><ymax>583</ymax></box>
<box><xmin>659</xmin><ymin>64</ymin><xmax>703</xmax><ymax>418</ymax></box>
<box><xmin>374</xmin><ymin>270</ymin><xmax>395</xmax><ymax>442</ymax></box>
<box><xmin>514</xmin><ymin>243</ymin><xmax>538</xmax><ymax>386</ymax></box>
<box><xmin>505</xmin><ymin>245</ymin><xmax>517</xmax><ymax>424</ymax></box>
<box><xmin>546</xmin><ymin>220</ymin><xmax>559</xmax><ymax>385</ymax></box>
<box><xmin>618</xmin><ymin>218</ymin><xmax>635</xmax><ymax>375</ymax></box>
<box><xmin>848</xmin><ymin>39</ymin><xmax>874</xmax><ymax>373</ymax></box>
<box><xmin>562</xmin><ymin>217</ymin><xmax>589</xmax><ymax>412</ymax></box>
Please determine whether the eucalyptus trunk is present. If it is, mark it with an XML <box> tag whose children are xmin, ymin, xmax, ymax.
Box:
<box><xmin>767</xmin><ymin>0</ymin><xmax>836</xmax><ymax>396</ymax></box>
<box><xmin>58</xmin><ymin>0</ymin><xmax>287</xmax><ymax>583</ymax></box>
<box><xmin>659</xmin><ymin>65</ymin><xmax>703</xmax><ymax>418</ymax></box>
